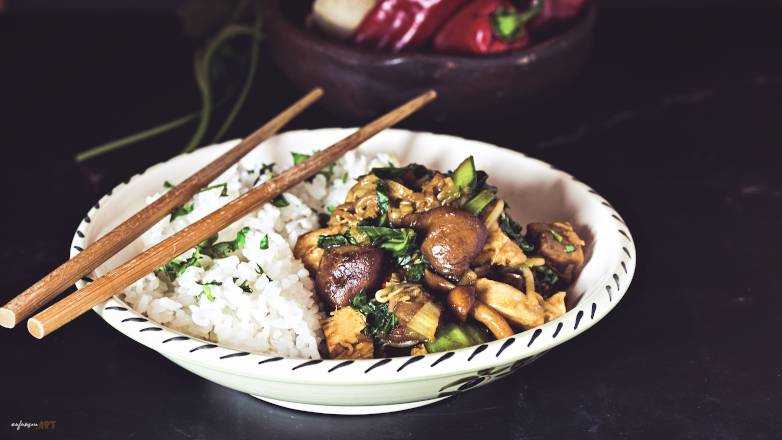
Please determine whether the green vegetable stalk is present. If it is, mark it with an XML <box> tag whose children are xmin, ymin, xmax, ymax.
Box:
<box><xmin>464</xmin><ymin>189</ymin><xmax>496</xmax><ymax>214</ymax></box>
<box><xmin>74</xmin><ymin>0</ymin><xmax>264</xmax><ymax>162</ymax></box>
<box><xmin>451</xmin><ymin>156</ymin><xmax>476</xmax><ymax>196</ymax></box>
<box><xmin>425</xmin><ymin>323</ymin><xmax>489</xmax><ymax>353</ymax></box>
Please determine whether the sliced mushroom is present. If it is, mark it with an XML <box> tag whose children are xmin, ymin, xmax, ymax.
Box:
<box><xmin>471</xmin><ymin>300</ymin><xmax>514</xmax><ymax>340</ymax></box>
<box><xmin>401</xmin><ymin>206</ymin><xmax>488</xmax><ymax>281</ymax></box>
<box><xmin>457</xmin><ymin>265</ymin><xmax>490</xmax><ymax>286</ymax></box>
<box><xmin>446</xmin><ymin>285</ymin><xmax>476</xmax><ymax>322</ymax></box>
<box><xmin>472</xmin><ymin>264</ymin><xmax>492</xmax><ymax>278</ymax></box>
<box><xmin>385</xmin><ymin>325</ymin><xmax>426</xmax><ymax>348</ymax></box>
<box><xmin>373</xmin><ymin>163</ymin><xmax>433</xmax><ymax>191</ymax></box>
<box><xmin>423</xmin><ymin>268</ymin><xmax>455</xmax><ymax>293</ymax></box>
<box><xmin>492</xmin><ymin>270</ymin><xmax>526</xmax><ymax>292</ymax></box>
<box><xmin>316</xmin><ymin>245</ymin><xmax>386</xmax><ymax>309</ymax></box>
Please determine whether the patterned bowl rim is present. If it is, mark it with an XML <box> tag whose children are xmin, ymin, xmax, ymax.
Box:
<box><xmin>71</xmin><ymin>128</ymin><xmax>636</xmax><ymax>386</ymax></box>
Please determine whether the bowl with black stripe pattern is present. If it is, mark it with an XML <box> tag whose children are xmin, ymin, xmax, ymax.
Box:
<box><xmin>72</xmin><ymin>128</ymin><xmax>636</xmax><ymax>415</ymax></box>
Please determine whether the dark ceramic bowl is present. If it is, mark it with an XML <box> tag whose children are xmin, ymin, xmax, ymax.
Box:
<box><xmin>263</xmin><ymin>0</ymin><xmax>596</xmax><ymax>122</ymax></box>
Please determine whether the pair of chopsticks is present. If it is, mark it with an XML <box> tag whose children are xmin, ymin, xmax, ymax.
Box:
<box><xmin>0</xmin><ymin>88</ymin><xmax>437</xmax><ymax>339</ymax></box>
<box><xmin>0</xmin><ymin>88</ymin><xmax>323</xmax><ymax>331</ymax></box>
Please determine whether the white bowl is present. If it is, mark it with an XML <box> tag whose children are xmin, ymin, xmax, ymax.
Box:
<box><xmin>71</xmin><ymin>128</ymin><xmax>636</xmax><ymax>415</ymax></box>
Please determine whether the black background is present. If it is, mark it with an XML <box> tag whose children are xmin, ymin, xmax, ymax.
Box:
<box><xmin>1</xmin><ymin>2</ymin><xmax>782</xmax><ymax>439</ymax></box>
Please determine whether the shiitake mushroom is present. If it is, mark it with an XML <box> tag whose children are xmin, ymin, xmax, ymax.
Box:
<box><xmin>316</xmin><ymin>245</ymin><xmax>386</xmax><ymax>308</ymax></box>
<box><xmin>400</xmin><ymin>206</ymin><xmax>488</xmax><ymax>281</ymax></box>
<box><xmin>446</xmin><ymin>285</ymin><xmax>476</xmax><ymax>322</ymax></box>
<box><xmin>422</xmin><ymin>268</ymin><xmax>455</xmax><ymax>293</ymax></box>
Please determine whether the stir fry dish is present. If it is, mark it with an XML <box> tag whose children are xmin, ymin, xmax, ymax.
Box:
<box><xmin>294</xmin><ymin>157</ymin><xmax>586</xmax><ymax>359</ymax></box>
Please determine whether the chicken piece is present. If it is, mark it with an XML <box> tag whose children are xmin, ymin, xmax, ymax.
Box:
<box><xmin>316</xmin><ymin>245</ymin><xmax>386</xmax><ymax>308</ymax></box>
<box><xmin>475</xmin><ymin>277</ymin><xmax>571</xmax><ymax>330</ymax></box>
<box><xmin>410</xmin><ymin>344</ymin><xmax>428</xmax><ymax>356</ymax></box>
<box><xmin>525</xmin><ymin>222</ymin><xmax>585</xmax><ymax>282</ymax></box>
<box><xmin>322</xmin><ymin>307</ymin><xmax>374</xmax><ymax>359</ymax></box>
<box><xmin>543</xmin><ymin>291</ymin><xmax>567</xmax><ymax>321</ymax></box>
<box><xmin>476</xmin><ymin>278</ymin><xmax>545</xmax><ymax>329</ymax></box>
<box><xmin>293</xmin><ymin>226</ymin><xmax>343</xmax><ymax>272</ymax></box>
<box><xmin>475</xmin><ymin>278</ymin><xmax>568</xmax><ymax>329</ymax></box>
<box><xmin>475</xmin><ymin>200</ymin><xmax>527</xmax><ymax>269</ymax></box>
<box><xmin>476</xmin><ymin>225</ymin><xmax>528</xmax><ymax>269</ymax></box>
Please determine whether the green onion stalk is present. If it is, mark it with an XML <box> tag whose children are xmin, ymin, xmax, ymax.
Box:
<box><xmin>74</xmin><ymin>0</ymin><xmax>264</xmax><ymax>162</ymax></box>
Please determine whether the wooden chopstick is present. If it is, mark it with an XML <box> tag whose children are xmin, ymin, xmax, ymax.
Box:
<box><xmin>0</xmin><ymin>88</ymin><xmax>324</xmax><ymax>330</ymax></box>
<box><xmin>27</xmin><ymin>90</ymin><xmax>437</xmax><ymax>339</ymax></box>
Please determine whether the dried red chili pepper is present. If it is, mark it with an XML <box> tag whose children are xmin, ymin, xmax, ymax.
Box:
<box><xmin>433</xmin><ymin>0</ymin><xmax>543</xmax><ymax>55</ymax></box>
<box><xmin>353</xmin><ymin>0</ymin><xmax>470</xmax><ymax>53</ymax></box>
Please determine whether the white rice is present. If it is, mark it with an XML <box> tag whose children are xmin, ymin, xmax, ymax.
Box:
<box><xmin>121</xmin><ymin>143</ymin><xmax>396</xmax><ymax>359</ymax></box>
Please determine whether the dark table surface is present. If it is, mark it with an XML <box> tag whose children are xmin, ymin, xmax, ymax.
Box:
<box><xmin>2</xmin><ymin>5</ymin><xmax>781</xmax><ymax>440</ymax></box>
